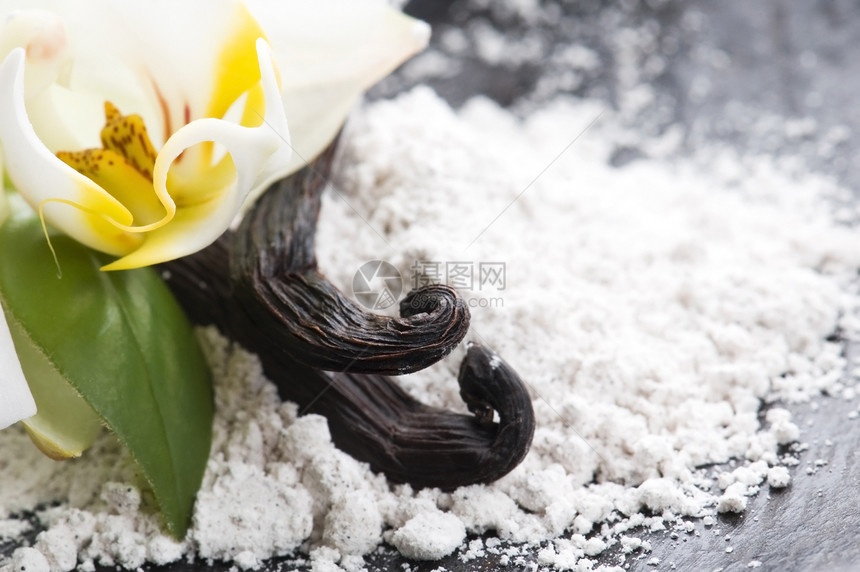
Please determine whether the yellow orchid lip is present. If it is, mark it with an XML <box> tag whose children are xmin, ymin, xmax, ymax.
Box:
<box><xmin>57</xmin><ymin>102</ymin><xmax>167</xmax><ymax>228</ymax></box>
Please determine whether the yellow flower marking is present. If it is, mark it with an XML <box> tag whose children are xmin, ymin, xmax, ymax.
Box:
<box><xmin>170</xmin><ymin>3</ymin><xmax>271</xmax><ymax>193</ymax></box>
<box><xmin>207</xmin><ymin>3</ymin><xmax>269</xmax><ymax>125</ymax></box>
<box><xmin>57</xmin><ymin>102</ymin><xmax>166</xmax><ymax>227</ymax></box>
<box><xmin>101</xmin><ymin>101</ymin><xmax>157</xmax><ymax>179</ymax></box>
<box><xmin>21</xmin><ymin>2</ymin><xmax>285</xmax><ymax>272</ymax></box>
<box><xmin>55</xmin><ymin>5</ymin><xmax>271</xmax><ymax>239</ymax></box>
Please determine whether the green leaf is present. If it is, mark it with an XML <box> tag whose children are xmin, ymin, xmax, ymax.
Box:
<box><xmin>0</xmin><ymin>216</ymin><xmax>213</xmax><ymax>538</ymax></box>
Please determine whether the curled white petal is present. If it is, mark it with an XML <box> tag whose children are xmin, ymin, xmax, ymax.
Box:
<box><xmin>0</xmin><ymin>8</ymin><xmax>73</xmax><ymax>98</ymax></box>
<box><xmin>0</xmin><ymin>48</ymin><xmax>138</xmax><ymax>255</ymax></box>
<box><xmin>0</xmin><ymin>309</ymin><xmax>36</xmax><ymax>430</ymax></box>
<box><xmin>243</xmin><ymin>0</ymin><xmax>430</xmax><ymax>202</ymax></box>
<box><xmin>0</xmin><ymin>112</ymin><xmax>32</xmax><ymax>431</ymax></box>
<box><xmin>0</xmin><ymin>152</ymin><xmax>8</xmax><ymax>224</ymax></box>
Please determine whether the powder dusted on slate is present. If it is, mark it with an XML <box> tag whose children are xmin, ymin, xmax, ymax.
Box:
<box><xmin>2</xmin><ymin>88</ymin><xmax>860</xmax><ymax>571</ymax></box>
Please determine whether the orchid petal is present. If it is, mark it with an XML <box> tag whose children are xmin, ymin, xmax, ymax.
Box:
<box><xmin>243</xmin><ymin>0</ymin><xmax>430</xmax><ymax>184</ymax></box>
<box><xmin>0</xmin><ymin>1</ymin><xmax>427</xmax><ymax>269</ymax></box>
<box><xmin>0</xmin><ymin>5</ymin><xmax>107</xmax><ymax>152</ymax></box>
<box><xmin>0</xmin><ymin>49</ymin><xmax>142</xmax><ymax>255</ymax></box>
<box><xmin>101</xmin><ymin>40</ymin><xmax>290</xmax><ymax>271</ymax></box>
<box><xmin>0</xmin><ymin>156</ymin><xmax>30</xmax><ymax>431</ymax></box>
<box><xmin>0</xmin><ymin>156</ymin><xmax>7</xmax><ymax>223</ymax></box>
<box><xmin>0</xmin><ymin>309</ymin><xmax>36</xmax><ymax>430</ymax></box>
<box><xmin>25</xmin><ymin>84</ymin><xmax>104</xmax><ymax>153</ymax></box>
<box><xmin>0</xmin><ymin>8</ymin><xmax>73</xmax><ymax>98</ymax></box>
<box><xmin>1</xmin><ymin>0</ymin><xmax>271</xmax><ymax>148</ymax></box>
<box><xmin>52</xmin><ymin>0</ymin><xmax>269</xmax><ymax>146</ymax></box>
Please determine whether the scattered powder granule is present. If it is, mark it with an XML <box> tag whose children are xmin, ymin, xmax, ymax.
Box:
<box><xmin>766</xmin><ymin>409</ymin><xmax>801</xmax><ymax>445</ymax></box>
<box><xmin>322</xmin><ymin>491</ymin><xmax>384</xmax><ymax>555</ymax></box>
<box><xmin>717</xmin><ymin>483</ymin><xmax>750</xmax><ymax>513</ymax></box>
<box><xmin>536</xmin><ymin>540</ymin><xmax>583</xmax><ymax>570</ymax></box>
<box><xmin>458</xmin><ymin>538</ymin><xmax>485</xmax><ymax>562</ymax></box>
<box><xmin>582</xmin><ymin>537</ymin><xmax>607</xmax><ymax>557</ymax></box>
<box><xmin>308</xmin><ymin>547</ymin><xmax>342</xmax><ymax>572</ymax></box>
<box><xmin>449</xmin><ymin>485</ymin><xmax>519</xmax><ymax>534</ymax></box>
<box><xmin>0</xmin><ymin>520</ymin><xmax>30</xmax><ymax>541</ymax></box>
<box><xmin>730</xmin><ymin>462</ymin><xmax>769</xmax><ymax>487</ymax></box>
<box><xmin>9</xmin><ymin>548</ymin><xmax>50</xmax><ymax>572</ymax></box>
<box><xmin>716</xmin><ymin>472</ymin><xmax>736</xmax><ymax>490</ymax></box>
<box><xmin>767</xmin><ymin>467</ymin><xmax>792</xmax><ymax>489</ymax></box>
<box><xmin>388</xmin><ymin>512</ymin><xmax>466</xmax><ymax>560</ymax></box>
<box><xmin>619</xmin><ymin>536</ymin><xmax>644</xmax><ymax>554</ymax></box>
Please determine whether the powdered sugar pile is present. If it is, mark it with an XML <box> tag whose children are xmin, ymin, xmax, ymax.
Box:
<box><xmin>2</xmin><ymin>87</ymin><xmax>860</xmax><ymax>571</ymax></box>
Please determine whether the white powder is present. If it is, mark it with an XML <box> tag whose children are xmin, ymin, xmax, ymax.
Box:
<box><xmin>766</xmin><ymin>467</ymin><xmax>791</xmax><ymax>489</ymax></box>
<box><xmin>0</xmin><ymin>520</ymin><xmax>30</xmax><ymax>541</ymax></box>
<box><xmin>1</xmin><ymin>87</ymin><xmax>859</xmax><ymax>571</ymax></box>
<box><xmin>716</xmin><ymin>483</ymin><xmax>749</xmax><ymax>514</ymax></box>
<box><xmin>389</xmin><ymin>512</ymin><xmax>466</xmax><ymax>560</ymax></box>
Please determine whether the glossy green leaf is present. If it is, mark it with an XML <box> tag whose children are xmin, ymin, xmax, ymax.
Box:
<box><xmin>0</xmin><ymin>215</ymin><xmax>213</xmax><ymax>538</ymax></box>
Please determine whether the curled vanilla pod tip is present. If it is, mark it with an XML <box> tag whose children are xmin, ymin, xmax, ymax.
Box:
<box><xmin>161</xmin><ymin>141</ymin><xmax>535</xmax><ymax>490</ymax></box>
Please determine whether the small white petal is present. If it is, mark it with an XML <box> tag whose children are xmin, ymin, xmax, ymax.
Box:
<box><xmin>62</xmin><ymin>0</ymin><xmax>268</xmax><ymax>145</ymax></box>
<box><xmin>245</xmin><ymin>0</ymin><xmax>430</xmax><ymax>186</ymax></box>
<box><xmin>2</xmin><ymin>0</ymin><xmax>270</xmax><ymax>147</ymax></box>
<box><xmin>0</xmin><ymin>151</ymin><xmax>8</xmax><ymax>224</ymax></box>
<box><xmin>0</xmin><ymin>308</ymin><xmax>36</xmax><ymax>430</ymax></box>
<box><xmin>0</xmin><ymin>7</ymin><xmax>102</xmax><ymax>152</ymax></box>
<box><xmin>25</xmin><ymin>84</ymin><xmax>104</xmax><ymax>153</ymax></box>
<box><xmin>0</xmin><ymin>8</ymin><xmax>73</xmax><ymax>97</ymax></box>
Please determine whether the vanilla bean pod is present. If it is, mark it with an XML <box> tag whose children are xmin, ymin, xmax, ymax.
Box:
<box><xmin>162</xmin><ymin>142</ymin><xmax>535</xmax><ymax>489</ymax></box>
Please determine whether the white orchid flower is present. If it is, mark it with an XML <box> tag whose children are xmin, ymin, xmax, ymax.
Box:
<box><xmin>0</xmin><ymin>0</ymin><xmax>430</xmax><ymax>430</ymax></box>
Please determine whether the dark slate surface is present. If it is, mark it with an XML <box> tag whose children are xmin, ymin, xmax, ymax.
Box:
<box><xmin>379</xmin><ymin>2</ymin><xmax>860</xmax><ymax>569</ymax></box>
<box><xmin>6</xmin><ymin>1</ymin><xmax>859</xmax><ymax>571</ymax></box>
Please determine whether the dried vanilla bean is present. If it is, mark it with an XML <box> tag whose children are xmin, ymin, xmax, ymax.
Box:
<box><xmin>162</xmin><ymin>142</ymin><xmax>535</xmax><ymax>489</ymax></box>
